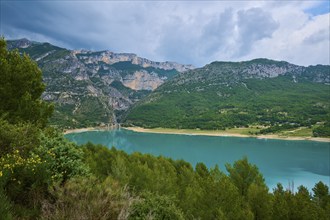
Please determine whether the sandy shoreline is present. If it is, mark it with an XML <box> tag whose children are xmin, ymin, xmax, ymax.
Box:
<box><xmin>63</xmin><ymin>127</ymin><xmax>109</xmax><ymax>134</ymax></box>
<box><xmin>63</xmin><ymin>126</ymin><xmax>330</xmax><ymax>142</ymax></box>
<box><xmin>123</xmin><ymin>127</ymin><xmax>330</xmax><ymax>143</ymax></box>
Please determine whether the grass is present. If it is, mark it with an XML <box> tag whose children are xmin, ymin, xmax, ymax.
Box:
<box><xmin>125</xmin><ymin>126</ymin><xmax>263</xmax><ymax>137</ymax></box>
<box><xmin>224</xmin><ymin>126</ymin><xmax>261</xmax><ymax>135</ymax></box>
<box><xmin>151</xmin><ymin>126</ymin><xmax>262</xmax><ymax>136</ymax></box>
<box><xmin>278</xmin><ymin>127</ymin><xmax>313</xmax><ymax>137</ymax></box>
<box><xmin>124</xmin><ymin>125</ymin><xmax>330</xmax><ymax>142</ymax></box>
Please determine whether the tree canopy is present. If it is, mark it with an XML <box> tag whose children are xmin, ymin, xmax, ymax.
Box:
<box><xmin>0</xmin><ymin>38</ymin><xmax>53</xmax><ymax>127</ymax></box>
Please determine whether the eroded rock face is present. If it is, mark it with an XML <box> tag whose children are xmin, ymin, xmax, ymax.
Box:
<box><xmin>123</xmin><ymin>71</ymin><xmax>164</xmax><ymax>91</ymax></box>
<box><xmin>73</xmin><ymin>50</ymin><xmax>194</xmax><ymax>72</ymax></box>
<box><xmin>7</xmin><ymin>38</ymin><xmax>31</xmax><ymax>49</ymax></box>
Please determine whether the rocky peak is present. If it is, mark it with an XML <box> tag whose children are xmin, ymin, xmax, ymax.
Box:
<box><xmin>7</xmin><ymin>38</ymin><xmax>32</xmax><ymax>49</ymax></box>
<box><xmin>73</xmin><ymin>50</ymin><xmax>194</xmax><ymax>73</ymax></box>
<box><xmin>166</xmin><ymin>59</ymin><xmax>329</xmax><ymax>89</ymax></box>
<box><xmin>206</xmin><ymin>59</ymin><xmax>328</xmax><ymax>82</ymax></box>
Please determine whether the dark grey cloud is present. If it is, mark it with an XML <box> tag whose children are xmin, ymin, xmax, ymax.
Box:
<box><xmin>1</xmin><ymin>1</ymin><xmax>152</xmax><ymax>51</ymax></box>
<box><xmin>156</xmin><ymin>7</ymin><xmax>279</xmax><ymax>64</ymax></box>
<box><xmin>0</xmin><ymin>1</ymin><xmax>328</xmax><ymax>66</ymax></box>
<box><xmin>236</xmin><ymin>7</ymin><xmax>279</xmax><ymax>57</ymax></box>
<box><xmin>154</xmin><ymin>15</ymin><xmax>199</xmax><ymax>64</ymax></box>
<box><xmin>200</xmin><ymin>8</ymin><xmax>235</xmax><ymax>56</ymax></box>
<box><xmin>303</xmin><ymin>29</ymin><xmax>329</xmax><ymax>44</ymax></box>
<box><xmin>2</xmin><ymin>1</ymin><xmax>102</xmax><ymax>49</ymax></box>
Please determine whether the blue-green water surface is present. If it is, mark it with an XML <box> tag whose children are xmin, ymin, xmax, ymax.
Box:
<box><xmin>66</xmin><ymin>129</ymin><xmax>330</xmax><ymax>191</ymax></box>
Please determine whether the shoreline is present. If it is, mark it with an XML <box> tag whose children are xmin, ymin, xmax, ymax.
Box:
<box><xmin>123</xmin><ymin>127</ymin><xmax>330</xmax><ymax>143</ymax></box>
<box><xmin>63</xmin><ymin>126</ymin><xmax>330</xmax><ymax>142</ymax></box>
<box><xmin>63</xmin><ymin>126</ymin><xmax>110</xmax><ymax>134</ymax></box>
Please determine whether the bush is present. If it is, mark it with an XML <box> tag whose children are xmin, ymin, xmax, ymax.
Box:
<box><xmin>313</xmin><ymin>122</ymin><xmax>330</xmax><ymax>137</ymax></box>
<box><xmin>0</xmin><ymin>148</ymin><xmax>50</xmax><ymax>218</ymax></box>
<box><xmin>41</xmin><ymin>177</ymin><xmax>134</xmax><ymax>220</ymax></box>
<box><xmin>37</xmin><ymin>129</ymin><xmax>90</xmax><ymax>184</ymax></box>
<box><xmin>0</xmin><ymin>126</ymin><xmax>90</xmax><ymax>218</ymax></box>
<box><xmin>0</xmin><ymin>119</ymin><xmax>39</xmax><ymax>157</ymax></box>
<box><xmin>128</xmin><ymin>192</ymin><xmax>185</xmax><ymax>220</ymax></box>
<box><xmin>0</xmin><ymin>188</ymin><xmax>13</xmax><ymax>220</ymax></box>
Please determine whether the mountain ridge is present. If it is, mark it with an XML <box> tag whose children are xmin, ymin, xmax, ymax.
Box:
<box><xmin>7</xmin><ymin>38</ymin><xmax>194</xmax><ymax>128</ymax></box>
<box><xmin>8</xmin><ymin>38</ymin><xmax>195</xmax><ymax>72</ymax></box>
<box><xmin>7</xmin><ymin>39</ymin><xmax>330</xmax><ymax>136</ymax></box>
<box><xmin>123</xmin><ymin>59</ymin><xmax>330</xmax><ymax>136</ymax></box>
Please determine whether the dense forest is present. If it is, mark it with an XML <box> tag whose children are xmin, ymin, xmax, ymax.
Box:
<box><xmin>1</xmin><ymin>38</ymin><xmax>330</xmax><ymax>219</ymax></box>
<box><xmin>124</xmin><ymin>61</ymin><xmax>330</xmax><ymax>137</ymax></box>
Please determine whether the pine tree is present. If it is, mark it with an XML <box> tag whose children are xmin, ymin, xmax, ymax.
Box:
<box><xmin>0</xmin><ymin>38</ymin><xmax>53</xmax><ymax>127</ymax></box>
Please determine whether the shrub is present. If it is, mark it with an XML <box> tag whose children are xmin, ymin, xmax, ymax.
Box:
<box><xmin>41</xmin><ymin>177</ymin><xmax>134</xmax><ymax>220</ymax></box>
<box><xmin>37</xmin><ymin>129</ymin><xmax>90</xmax><ymax>184</ymax></box>
<box><xmin>0</xmin><ymin>148</ymin><xmax>50</xmax><ymax>218</ymax></box>
<box><xmin>128</xmin><ymin>192</ymin><xmax>185</xmax><ymax>220</ymax></box>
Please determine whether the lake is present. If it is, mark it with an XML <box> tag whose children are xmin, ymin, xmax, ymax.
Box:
<box><xmin>65</xmin><ymin>129</ymin><xmax>330</xmax><ymax>191</ymax></box>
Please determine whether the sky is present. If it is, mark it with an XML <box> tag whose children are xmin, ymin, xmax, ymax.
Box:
<box><xmin>1</xmin><ymin>1</ymin><xmax>329</xmax><ymax>67</ymax></box>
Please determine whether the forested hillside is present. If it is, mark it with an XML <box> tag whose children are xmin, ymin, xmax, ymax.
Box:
<box><xmin>124</xmin><ymin>59</ymin><xmax>330</xmax><ymax>137</ymax></box>
<box><xmin>1</xmin><ymin>38</ymin><xmax>330</xmax><ymax>219</ymax></box>
<box><xmin>7</xmin><ymin>39</ymin><xmax>192</xmax><ymax>129</ymax></box>
<box><xmin>8</xmin><ymin>39</ymin><xmax>330</xmax><ymax>138</ymax></box>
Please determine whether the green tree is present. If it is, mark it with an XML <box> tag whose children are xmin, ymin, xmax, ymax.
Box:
<box><xmin>312</xmin><ymin>181</ymin><xmax>330</xmax><ymax>209</ymax></box>
<box><xmin>211</xmin><ymin>172</ymin><xmax>249</xmax><ymax>220</ymax></box>
<box><xmin>0</xmin><ymin>38</ymin><xmax>53</xmax><ymax>127</ymax></box>
<box><xmin>247</xmin><ymin>183</ymin><xmax>272</xmax><ymax>220</ymax></box>
<box><xmin>82</xmin><ymin>143</ymin><xmax>118</xmax><ymax>180</ymax></box>
<box><xmin>128</xmin><ymin>192</ymin><xmax>185</xmax><ymax>220</ymax></box>
<box><xmin>225</xmin><ymin>157</ymin><xmax>266</xmax><ymax>197</ymax></box>
<box><xmin>292</xmin><ymin>185</ymin><xmax>322</xmax><ymax>220</ymax></box>
<box><xmin>195</xmin><ymin>162</ymin><xmax>210</xmax><ymax>178</ymax></box>
<box><xmin>272</xmin><ymin>183</ymin><xmax>290</xmax><ymax>220</ymax></box>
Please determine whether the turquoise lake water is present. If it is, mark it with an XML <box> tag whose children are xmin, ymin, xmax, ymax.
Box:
<box><xmin>65</xmin><ymin>129</ymin><xmax>330</xmax><ymax>191</ymax></box>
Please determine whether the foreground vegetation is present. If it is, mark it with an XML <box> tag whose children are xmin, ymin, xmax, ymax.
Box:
<box><xmin>1</xmin><ymin>126</ymin><xmax>330</xmax><ymax>219</ymax></box>
<box><xmin>1</xmin><ymin>38</ymin><xmax>330</xmax><ymax>219</ymax></box>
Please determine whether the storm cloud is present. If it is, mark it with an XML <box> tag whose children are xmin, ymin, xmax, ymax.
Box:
<box><xmin>1</xmin><ymin>1</ymin><xmax>329</xmax><ymax>67</ymax></box>
<box><xmin>236</xmin><ymin>8</ymin><xmax>279</xmax><ymax>56</ymax></box>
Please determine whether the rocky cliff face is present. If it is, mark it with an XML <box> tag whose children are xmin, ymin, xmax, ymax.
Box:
<box><xmin>7</xmin><ymin>38</ymin><xmax>32</xmax><ymax>49</ymax></box>
<box><xmin>122</xmin><ymin>71</ymin><xmax>165</xmax><ymax>90</ymax></box>
<box><xmin>170</xmin><ymin>58</ymin><xmax>329</xmax><ymax>88</ymax></box>
<box><xmin>7</xmin><ymin>38</ymin><xmax>193</xmax><ymax>128</ymax></box>
<box><xmin>74</xmin><ymin>50</ymin><xmax>194</xmax><ymax>72</ymax></box>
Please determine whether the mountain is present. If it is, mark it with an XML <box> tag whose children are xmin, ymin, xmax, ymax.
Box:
<box><xmin>7</xmin><ymin>39</ymin><xmax>330</xmax><ymax>136</ymax></box>
<box><xmin>7</xmin><ymin>38</ymin><xmax>194</xmax><ymax>128</ymax></box>
<box><xmin>123</xmin><ymin>59</ymin><xmax>330</xmax><ymax>136</ymax></box>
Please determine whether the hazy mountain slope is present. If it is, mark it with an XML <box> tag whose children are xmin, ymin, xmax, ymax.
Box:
<box><xmin>123</xmin><ymin>59</ymin><xmax>330</xmax><ymax>136</ymax></box>
<box><xmin>7</xmin><ymin>38</ymin><xmax>194</xmax><ymax>128</ymax></box>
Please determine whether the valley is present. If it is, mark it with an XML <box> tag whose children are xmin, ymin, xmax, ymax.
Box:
<box><xmin>8</xmin><ymin>39</ymin><xmax>330</xmax><ymax>138</ymax></box>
